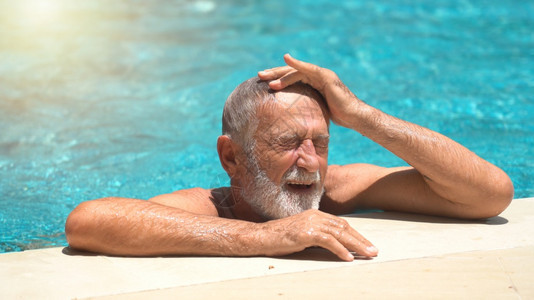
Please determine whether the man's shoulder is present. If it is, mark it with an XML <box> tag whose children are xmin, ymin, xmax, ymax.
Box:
<box><xmin>322</xmin><ymin>163</ymin><xmax>391</xmax><ymax>214</ymax></box>
<box><xmin>149</xmin><ymin>187</ymin><xmax>220</xmax><ymax>217</ymax></box>
<box><xmin>325</xmin><ymin>163</ymin><xmax>384</xmax><ymax>183</ymax></box>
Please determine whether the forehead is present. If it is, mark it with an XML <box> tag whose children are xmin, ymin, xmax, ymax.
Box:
<box><xmin>255</xmin><ymin>90</ymin><xmax>329</xmax><ymax>137</ymax></box>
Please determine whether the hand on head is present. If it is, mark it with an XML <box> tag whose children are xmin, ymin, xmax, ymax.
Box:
<box><xmin>258</xmin><ymin>54</ymin><xmax>364</xmax><ymax>128</ymax></box>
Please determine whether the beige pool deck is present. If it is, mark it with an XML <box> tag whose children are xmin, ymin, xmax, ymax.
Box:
<box><xmin>1</xmin><ymin>198</ymin><xmax>533</xmax><ymax>299</ymax></box>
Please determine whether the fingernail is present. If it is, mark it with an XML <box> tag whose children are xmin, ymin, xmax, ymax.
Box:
<box><xmin>367</xmin><ymin>246</ymin><xmax>378</xmax><ymax>254</ymax></box>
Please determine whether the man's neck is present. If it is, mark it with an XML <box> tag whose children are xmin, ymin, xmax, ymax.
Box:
<box><xmin>210</xmin><ymin>186</ymin><xmax>267</xmax><ymax>223</ymax></box>
<box><xmin>229</xmin><ymin>186</ymin><xmax>267</xmax><ymax>222</ymax></box>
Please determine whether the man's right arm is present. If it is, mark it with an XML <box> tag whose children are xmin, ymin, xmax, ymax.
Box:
<box><xmin>65</xmin><ymin>189</ymin><xmax>377</xmax><ymax>260</ymax></box>
<box><xmin>66</xmin><ymin>195</ymin><xmax>265</xmax><ymax>257</ymax></box>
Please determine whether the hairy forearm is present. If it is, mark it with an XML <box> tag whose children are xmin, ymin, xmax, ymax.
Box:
<box><xmin>349</xmin><ymin>101</ymin><xmax>514</xmax><ymax>206</ymax></box>
<box><xmin>65</xmin><ymin>198</ymin><xmax>263</xmax><ymax>257</ymax></box>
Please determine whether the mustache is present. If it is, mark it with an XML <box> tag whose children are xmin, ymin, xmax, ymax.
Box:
<box><xmin>282</xmin><ymin>165</ymin><xmax>320</xmax><ymax>183</ymax></box>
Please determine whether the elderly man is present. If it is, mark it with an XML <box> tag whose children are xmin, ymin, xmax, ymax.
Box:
<box><xmin>65</xmin><ymin>54</ymin><xmax>513</xmax><ymax>261</ymax></box>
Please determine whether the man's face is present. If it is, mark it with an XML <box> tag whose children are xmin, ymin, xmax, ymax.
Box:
<box><xmin>238</xmin><ymin>89</ymin><xmax>330</xmax><ymax>220</ymax></box>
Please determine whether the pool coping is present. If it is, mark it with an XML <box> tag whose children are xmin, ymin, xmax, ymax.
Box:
<box><xmin>2</xmin><ymin>197</ymin><xmax>533</xmax><ymax>299</ymax></box>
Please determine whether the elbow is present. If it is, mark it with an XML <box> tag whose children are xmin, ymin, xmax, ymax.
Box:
<box><xmin>472</xmin><ymin>170</ymin><xmax>514</xmax><ymax>219</ymax></box>
<box><xmin>491</xmin><ymin>172</ymin><xmax>514</xmax><ymax>215</ymax></box>
<box><xmin>65</xmin><ymin>202</ymin><xmax>87</xmax><ymax>250</ymax></box>
<box><xmin>65</xmin><ymin>200</ymin><xmax>100</xmax><ymax>251</ymax></box>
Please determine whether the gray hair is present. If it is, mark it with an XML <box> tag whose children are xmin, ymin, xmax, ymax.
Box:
<box><xmin>222</xmin><ymin>77</ymin><xmax>273</xmax><ymax>149</ymax></box>
<box><xmin>222</xmin><ymin>76</ymin><xmax>328</xmax><ymax>150</ymax></box>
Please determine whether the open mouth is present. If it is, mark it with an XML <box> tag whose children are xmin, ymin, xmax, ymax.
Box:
<box><xmin>286</xmin><ymin>182</ymin><xmax>315</xmax><ymax>191</ymax></box>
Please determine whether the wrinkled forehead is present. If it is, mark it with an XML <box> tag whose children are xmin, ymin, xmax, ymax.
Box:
<box><xmin>254</xmin><ymin>88</ymin><xmax>330</xmax><ymax>139</ymax></box>
<box><xmin>258</xmin><ymin>86</ymin><xmax>330</xmax><ymax>123</ymax></box>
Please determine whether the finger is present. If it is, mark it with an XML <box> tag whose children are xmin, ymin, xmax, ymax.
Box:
<box><xmin>267</xmin><ymin>70</ymin><xmax>304</xmax><ymax>90</ymax></box>
<box><xmin>341</xmin><ymin>227</ymin><xmax>379</xmax><ymax>257</ymax></box>
<box><xmin>283</xmin><ymin>53</ymin><xmax>321</xmax><ymax>75</ymax></box>
<box><xmin>258</xmin><ymin>66</ymin><xmax>295</xmax><ymax>80</ymax></box>
<box><xmin>347</xmin><ymin>236</ymin><xmax>379</xmax><ymax>257</ymax></box>
<box><xmin>315</xmin><ymin>235</ymin><xmax>355</xmax><ymax>262</ymax></box>
<box><xmin>325</xmin><ymin>218</ymin><xmax>378</xmax><ymax>257</ymax></box>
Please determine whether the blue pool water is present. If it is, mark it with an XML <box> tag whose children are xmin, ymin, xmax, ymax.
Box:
<box><xmin>0</xmin><ymin>0</ymin><xmax>532</xmax><ymax>252</ymax></box>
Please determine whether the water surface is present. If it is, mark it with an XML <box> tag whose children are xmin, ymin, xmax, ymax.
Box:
<box><xmin>0</xmin><ymin>0</ymin><xmax>532</xmax><ymax>252</ymax></box>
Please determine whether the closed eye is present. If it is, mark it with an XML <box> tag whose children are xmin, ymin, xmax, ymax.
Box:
<box><xmin>313</xmin><ymin>136</ymin><xmax>330</xmax><ymax>149</ymax></box>
<box><xmin>274</xmin><ymin>135</ymin><xmax>300</xmax><ymax>149</ymax></box>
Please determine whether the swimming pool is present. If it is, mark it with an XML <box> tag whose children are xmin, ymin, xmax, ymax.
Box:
<box><xmin>1</xmin><ymin>0</ymin><xmax>532</xmax><ymax>253</ymax></box>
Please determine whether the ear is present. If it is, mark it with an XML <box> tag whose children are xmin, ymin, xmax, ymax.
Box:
<box><xmin>217</xmin><ymin>135</ymin><xmax>239</xmax><ymax>177</ymax></box>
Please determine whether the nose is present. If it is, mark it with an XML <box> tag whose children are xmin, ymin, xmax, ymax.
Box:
<box><xmin>295</xmin><ymin>139</ymin><xmax>320</xmax><ymax>173</ymax></box>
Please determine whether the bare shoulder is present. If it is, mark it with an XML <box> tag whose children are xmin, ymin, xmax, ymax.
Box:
<box><xmin>321</xmin><ymin>164</ymin><xmax>412</xmax><ymax>214</ymax></box>
<box><xmin>324</xmin><ymin>163</ymin><xmax>396</xmax><ymax>198</ymax></box>
<box><xmin>149</xmin><ymin>187</ymin><xmax>219</xmax><ymax>217</ymax></box>
<box><xmin>325</xmin><ymin>163</ymin><xmax>393</xmax><ymax>184</ymax></box>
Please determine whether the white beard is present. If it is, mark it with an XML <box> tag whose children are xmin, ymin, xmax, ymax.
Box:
<box><xmin>240</xmin><ymin>153</ymin><xmax>324</xmax><ymax>220</ymax></box>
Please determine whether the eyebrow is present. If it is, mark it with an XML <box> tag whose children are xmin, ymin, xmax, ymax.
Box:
<box><xmin>314</xmin><ymin>134</ymin><xmax>330</xmax><ymax>140</ymax></box>
<box><xmin>276</xmin><ymin>133</ymin><xmax>330</xmax><ymax>141</ymax></box>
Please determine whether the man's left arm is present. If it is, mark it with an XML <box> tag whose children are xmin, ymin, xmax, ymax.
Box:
<box><xmin>259</xmin><ymin>54</ymin><xmax>514</xmax><ymax>219</ymax></box>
